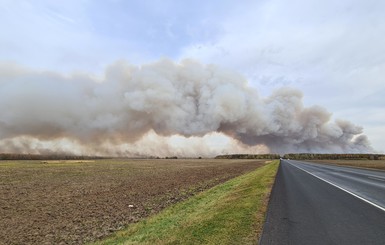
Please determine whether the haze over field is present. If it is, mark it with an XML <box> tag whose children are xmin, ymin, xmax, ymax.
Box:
<box><xmin>1</xmin><ymin>1</ymin><xmax>384</xmax><ymax>156</ymax></box>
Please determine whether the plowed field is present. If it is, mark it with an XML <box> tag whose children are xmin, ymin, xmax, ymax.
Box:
<box><xmin>0</xmin><ymin>159</ymin><xmax>266</xmax><ymax>245</ymax></box>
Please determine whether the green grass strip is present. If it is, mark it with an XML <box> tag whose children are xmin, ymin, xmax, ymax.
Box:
<box><xmin>92</xmin><ymin>160</ymin><xmax>279</xmax><ymax>245</ymax></box>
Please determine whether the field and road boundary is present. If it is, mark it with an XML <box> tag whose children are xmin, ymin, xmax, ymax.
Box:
<box><xmin>5</xmin><ymin>156</ymin><xmax>384</xmax><ymax>244</ymax></box>
<box><xmin>0</xmin><ymin>158</ymin><xmax>276</xmax><ymax>244</ymax></box>
<box><xmin>92</xmin><ymin>160</ymin><xmax>279</xmax><ymax>245</ymax></box>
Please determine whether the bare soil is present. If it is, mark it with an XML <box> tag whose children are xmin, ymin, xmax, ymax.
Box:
<box><xmin>308</xmin><ymin>159</ymin><xmax>385</xmax><ymax>171</ymax></box>
<box><xmin>0</xmin><ymin>159</ymin><xmax>266</xmax><ymax>245</ymax></box>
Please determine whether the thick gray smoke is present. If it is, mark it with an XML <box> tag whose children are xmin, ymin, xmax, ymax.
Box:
<box><xmin>0</xmin><ymin>59</ymin><xmax>372</xmax><ymax>156</ymax></box>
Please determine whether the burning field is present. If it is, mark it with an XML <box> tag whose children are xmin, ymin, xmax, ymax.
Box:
<box><xmin>0</xmin><ymin>158</ymin><xmax>265</xmax><ymax>245</ymax></box>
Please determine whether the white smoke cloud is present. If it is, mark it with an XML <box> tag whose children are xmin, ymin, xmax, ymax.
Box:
<box><xmin>0</xmin><ymin>59</ymin><xmax>372</xmax><ymax>156</ymax></box>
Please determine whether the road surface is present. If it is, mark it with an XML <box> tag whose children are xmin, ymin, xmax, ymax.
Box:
<box><xmin>260</xmin><ymin>160</ymin><xmax>385</xmax><ymax>245</ymax></box>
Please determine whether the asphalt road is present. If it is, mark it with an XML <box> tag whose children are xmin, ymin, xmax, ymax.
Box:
<box><xmin>260</xmin><ymin>160</ymin><xmax>385</xmax><ymax>245</ymax></box>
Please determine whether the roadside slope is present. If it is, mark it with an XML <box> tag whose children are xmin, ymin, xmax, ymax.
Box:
<box><xmin>92</xmin><ymin>161</ymin><xmax>279</xmax><ymax>245</ymax></box>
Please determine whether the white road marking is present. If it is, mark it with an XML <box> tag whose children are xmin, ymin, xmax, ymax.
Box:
<box><xmin>286</xmin><ymin>161</ymin><xmax>385</xmax><ymax>212</ymax></box>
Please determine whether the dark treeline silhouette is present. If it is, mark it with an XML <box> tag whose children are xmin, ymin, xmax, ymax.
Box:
<box><xmin>215</xmin><ymin>154</ymin><xmax>281</xmax><ymax>159</ymax></box>
<box><xmin>283</xmin><ymin>153</ymin><xmax>385</xmax><ymax>160</ymax></box>
<box><xmin>0</xmin><ymin>153</ymin><xmax>105</xmax><ymax>160</ymax></box>
<box><xmin>165</xmin><ymin>156</ymin><xmax>178</xmax><ymax>159</ymax></box>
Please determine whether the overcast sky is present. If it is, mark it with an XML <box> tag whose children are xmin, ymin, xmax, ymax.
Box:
<box><xmin>1</xmin><ymin>0</ymin><xmax>384</xmax><ymax>153</ymax></box>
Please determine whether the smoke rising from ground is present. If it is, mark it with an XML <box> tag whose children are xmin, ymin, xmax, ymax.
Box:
<box><xmin>0</xmin><ymin>59</ymin><xmax>372</xmax><ymax>156</ymax></box>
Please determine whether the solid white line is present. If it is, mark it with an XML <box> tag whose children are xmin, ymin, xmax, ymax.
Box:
<box><xmin>286</xmin><ymin>161</ymin><xmax>385</xmax><ymax>212</ymax></box>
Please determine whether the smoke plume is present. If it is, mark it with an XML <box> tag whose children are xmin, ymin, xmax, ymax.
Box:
<box><xmin>0</xmin><ymin>59</ymin><xmax>372</xmax><ymax>157</ymax></box>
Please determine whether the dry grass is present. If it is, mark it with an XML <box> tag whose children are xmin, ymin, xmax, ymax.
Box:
<box><xmin>41</xmin><ymin>160</ymin><xmax>96</xmax><ymax>164</ymax></box>
<box><xmin>308</xmin><ymin>160</ymin><xmax>385</xmax><ymax>171</ymax></box>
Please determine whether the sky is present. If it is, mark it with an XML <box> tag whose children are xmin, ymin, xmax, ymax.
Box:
<box><xmin>0</xmin><ymin>0</ymin><xmax>384</xmax><ymax>155</ymax></box>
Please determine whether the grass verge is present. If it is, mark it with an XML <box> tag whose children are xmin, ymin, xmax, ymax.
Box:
<box><xmin>308</xmin><ymin>160</ymin><xmax>385</xmax><ymax>171</ymax></box>
<box><xmin>92</xmin><ymin>160</ymin><xmax>279</xmax><ymax>245</ymax></box>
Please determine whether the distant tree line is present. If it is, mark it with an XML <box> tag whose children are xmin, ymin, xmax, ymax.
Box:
<box><xmin>0</xmin><ymin>153</ymin><xmax>105</xmax><ymax>160</ymax></box>
<box><xmin>283</xmin><ymin>153</ymin><xmax>385</xmax><ymax>160</ymax></box>
<box><xmin>165</xmin><ymin>156</ymin><xmax>178</xmax><ymax>159</ymax></box>
<box><xmin>215</xmin><ymin>154</ymin><xmax>281</xmax><ymax>159</ymax></box>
